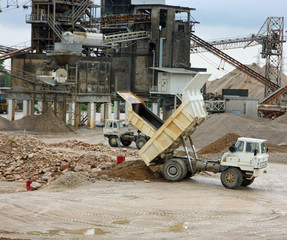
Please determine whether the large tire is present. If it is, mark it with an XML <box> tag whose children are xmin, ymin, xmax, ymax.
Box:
<box><xmin>220</xmin><ymin>167</ymin><xmax>243</xmax><ymax>189</ymax></box>
<box><xmin>108</xmin><ymin>136</ymin><xmax>118</xmax><ymax>147</ymax></box>
<box><xmin>136</xmin><ymin>137</ymin><xmax>147</xmax><ymax>150</ymax></box>
<box><xmin>163</xmin><ymin>159</ymin><xmax>187</xmax><ymax>182</ymax></box>
<box><xmin>120</xmin><ymin>139</ymin><xmax>132</xmax><ymax>147</ymax></box>
<box><xmin>241</xmin><ymin>177</ymin><xmax>255</xmax><ymax>187</ymax></box>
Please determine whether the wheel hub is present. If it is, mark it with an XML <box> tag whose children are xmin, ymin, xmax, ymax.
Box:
<box><xmin>168</xmin><ymin>166</ymin><xmax>177</xmax><ymax>176</ymax></box>
<box><xmin>225</xmin><ymin>172</ymin><xmax>235</xmax><ymax>183</ymax></box>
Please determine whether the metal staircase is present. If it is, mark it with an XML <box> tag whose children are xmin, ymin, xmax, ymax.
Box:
<box><xmin>48</xmin><ymin>15</ymin><xmax>65</xmax><ymax>41</ymax></box>
<box><xmin>72</xmin><ymin>0</ymin><xmax>90</xmax><ymax>25</ymax></box>
<box><xmin>104</xmin><ymin>31</ymin><xmax>149</xmax><ymax>44</ymax></box>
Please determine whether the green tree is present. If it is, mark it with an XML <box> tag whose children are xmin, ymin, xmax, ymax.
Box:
<box><xmin>0</xmin><ymin>61</ymin><xmax>11</xmax><ymax>87</ymax></box>
<box><xmin>0</xmin><ymin>61</ymin><xmax>4</xmax><ymax>71</ymax></box>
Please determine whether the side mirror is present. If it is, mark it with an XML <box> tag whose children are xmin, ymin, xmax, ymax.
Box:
<box><xmin>254</xmin><ymin>149</ymin><xmax>258</xmax><ymax>156</ymax></box>
<box><xmin>229</xmin><ymin>145</ymin><xmax>236</xmax><ymax>153</ymax></box>
<box><xmin>266</xmin><ymin>147</ymin><xmax>269</xmax><ymax>153</ymax></box>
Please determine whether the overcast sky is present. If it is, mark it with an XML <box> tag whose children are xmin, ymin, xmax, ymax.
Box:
<box><xmin>0</xmin><ymin>0</ymin><xmax>286</xmax><ymax>78</ymax></box>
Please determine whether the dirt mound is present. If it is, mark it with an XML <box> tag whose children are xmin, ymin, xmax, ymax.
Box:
<box><xmin>14</xmin><ymin>108</ymin><xmax>71</xmax><ymax>133</ymax></box>
<box><xmin>198</xmin><ymin>133</ymin><xmax>240</xmax><ymax>154</ymax></box>
<box><xmin>206</xmin><ymin>63</ymin><xmax>287</xmax><ymax>100</ymax></box>
<box><xmin>0</xmin><ymin>116</ymin><xmax>14</xmax><ymax>131</ymax></box>
<box><xmin>97</xmin><ymin>160</ymin><xmax>162</xmax><ymax>181</ymax></box>
<box><xmin>266</xmin><ymin>143</ymin><xmax>287</xmax><ymax>153</ymax></box>
<box><xmin>0</xmin><ymin>108</ymin><xmax>72</xmax><ymax>133</ymax></box>
<box><xmin>273</xmin><ymin>114</ymin><xmax>287</xmax><ymax>124</ymax></box>
<box><xmin>42</xmin><ymin>172</ymin><xmax>92</xmax><ymax>191</ymax></box>
<box><xmin>193</xmin><ymin>113</ymin><xmax>287</xmax><ymax>148</ymax></box>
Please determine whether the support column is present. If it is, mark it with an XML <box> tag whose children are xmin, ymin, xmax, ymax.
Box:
<box><xmin>152</xmin><ymin>103</ymin><xmax>159</xmax><ymax>116</ymax></box>
<box><xmin>67</xmin><ymin>102</ymin><xmax>75</xmax><ymax>126</ymax></box>
<box><xmin>87</xmin><ymin>102</ymin><xmax>95</xmax><ymax>129</ymax></box>
<box><xmin>7</xmin><ymin>99</ymin><xmax>15</xmax><ymax>121</ymax></box>
<box><xmin>105</xmin><ymin>103</ymin><xmax>112</xmax><ymax>120</ymax></box>
<box><xmin>125</xmin><ymin>102</ymin><xmax>129</xmax><ymax>124</ymax></box>
<box><xmin>37</xmin><ymin>101</ymin><xmax>43</xmax><ymax>114</ymax></box>
<box><xmin>58</xmin><ymin>101</ymin><xmax>66</xmax><ymax>122</ymax></box>
<box><xmin>114</xmin><ymin>101</ymin><xmax>120</xmax><ymax>120</ymax></box>
<box><xmin>74</xmin><ymin>103</ymin><xmax>81</xmax><ymax>129</ymax></box>
<box><xmin>23</xmin><ymin>100</ymin><xmax>30</xmax><ymax>117</ymax></box>
<box><xmin>100</xmin><ymin>104</ymin><xmax>105</xmax><ymax>123</ymax></box>
<box><xmin>29</xmin><ymin>100</ymin><xmax>34</xmax><ymax>115</ymax></box>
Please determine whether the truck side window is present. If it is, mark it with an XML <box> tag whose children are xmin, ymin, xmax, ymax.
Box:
<box><xmin>246</xmin><ymin>142</ymin><xmax>259</xmax><ymax>153</ymax></box>
<box><xmin>235</xmin><ymin>141</ymin><xmax>244</xmax><ymax>152</ymax></box>
<box><xmin>261</xmin><ymin>143</ymin><xmax>266</xmax><ymax>153</ymax></box>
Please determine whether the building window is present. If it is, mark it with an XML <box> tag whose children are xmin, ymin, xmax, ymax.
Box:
<box><xmin>160</xmin><ymin>9</ymin><xmax>167</xmax><ymax>28</ymax></box>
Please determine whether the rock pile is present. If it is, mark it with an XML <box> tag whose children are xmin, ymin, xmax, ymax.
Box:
<box><xmin>0</xmin><ymin>133</ymin><xmax>139</xmax><ymax>185</ymax></box>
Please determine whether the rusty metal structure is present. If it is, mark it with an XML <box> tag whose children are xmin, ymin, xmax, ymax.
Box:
<box><xmin>259</xmin><ymin>17</ymin><xmax>285</xmax><ymax>98</ymax></box>
<box><xmin>1</xmin><ymin>0</ymin><xmax>204</xmax><ymax>126</ymax></box>
<box><xmin>190</xmin><ymin>17</ymin><xmax>286</xmax><ymax>118</ymax></box>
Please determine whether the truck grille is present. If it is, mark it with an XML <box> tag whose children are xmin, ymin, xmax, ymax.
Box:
<box><xmin>259</xmin><ymin>161</ymin><xmax>268</xmax><ymax>168</ymax></box>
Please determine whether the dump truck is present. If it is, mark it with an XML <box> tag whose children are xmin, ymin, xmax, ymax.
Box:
<box><xmin>103</xmin><ymin>119</ymin><xmax>149</xmax><ymax>149</ymax></box>
<box><xmin>117</xmin><ymin>73</ymin><xmax>268</xmax><ymax>189</ymax></box>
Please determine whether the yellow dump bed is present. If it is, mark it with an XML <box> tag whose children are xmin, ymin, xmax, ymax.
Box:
<box><xmin>118</xmin><ymin>73</ymin><xmax>210</xmax><ymax>166</ymax></box>
<box><xmin>117</xmin><ymin>91</ymin><xmax>164</xmax><ymax>138</ymax></box>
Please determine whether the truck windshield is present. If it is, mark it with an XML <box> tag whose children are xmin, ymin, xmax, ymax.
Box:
<box><xmin>235</xmin><ymin>141</ymin><xmax>244</xmax><ymax>152</ymax></box>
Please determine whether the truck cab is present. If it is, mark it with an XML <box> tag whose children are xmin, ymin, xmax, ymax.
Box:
<box><xmin>220</xmin><ymin>137</ymin><xmax>268</xmax><ymax>188</ymax></box>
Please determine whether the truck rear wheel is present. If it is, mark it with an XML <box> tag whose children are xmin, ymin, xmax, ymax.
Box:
<box><xmin>220</xmin><ymin>167</ymin><xmax>243</xmax><ymax>189</ymax></box>
<box><xmin>108</xmin><ymin>136</ymin><xmax>118</xmax><ymax>147</ymax></box>
<box><xmin>241</xmin><ymin>177</ymin><xmax>255</xmax><ymax>187</ymax></box>
<box><xmin>163</xmin><ymin>159</ymin><xmax>187</xmax><ymax>182</ymax></box>
<box><xmin>136</xmin><ymin>137</ymin><xmax>147</xmax><ymax>150</ymax></box>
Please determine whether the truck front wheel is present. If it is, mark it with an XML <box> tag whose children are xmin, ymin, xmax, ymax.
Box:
<box><xmin>163</xmin><ymin>159</ymin><xmax>187</xmax><ymax>182</ymax></box>
<box><xmin>220</xmin><ymin>167</ymin><xmax>243</xmax><ymax>189</ymax></box>
<box><xmin>108</xmin><ymin>136</ymin><xmax>118</xmax><ymax>147</ymax></box>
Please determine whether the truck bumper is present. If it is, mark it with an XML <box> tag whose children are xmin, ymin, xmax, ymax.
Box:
<box><xmin>253</xmin><ymin>166</ymin><xmax>268</xmax><ymax>177</ymax></box>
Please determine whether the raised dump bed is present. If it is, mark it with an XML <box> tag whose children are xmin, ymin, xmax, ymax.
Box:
<box><xmin>117</xmin><ymin>91</ymin><xmax>164</xmax><ymax>138</ymax></box>
<box><xmin>118</xmin><ymin>73</ymin><xmax>211</xmax><ymax>166</ymax></box>
<box><xmin>139</xmin><ymin>73</ymin><xmax>210</xmax><ymax>166</ymax></box>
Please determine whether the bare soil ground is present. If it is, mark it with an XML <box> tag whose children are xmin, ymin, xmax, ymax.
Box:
<box><xmin>0</xmin><ymin>128</ymin><xmax>287</xmax><ymax>240</ymax></box>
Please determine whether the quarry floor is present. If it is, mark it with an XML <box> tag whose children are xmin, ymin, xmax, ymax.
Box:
<box><xmin>0</xmin><ymin>128</ymin><xmax>287</xmax><ymax>240</ymax></box>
